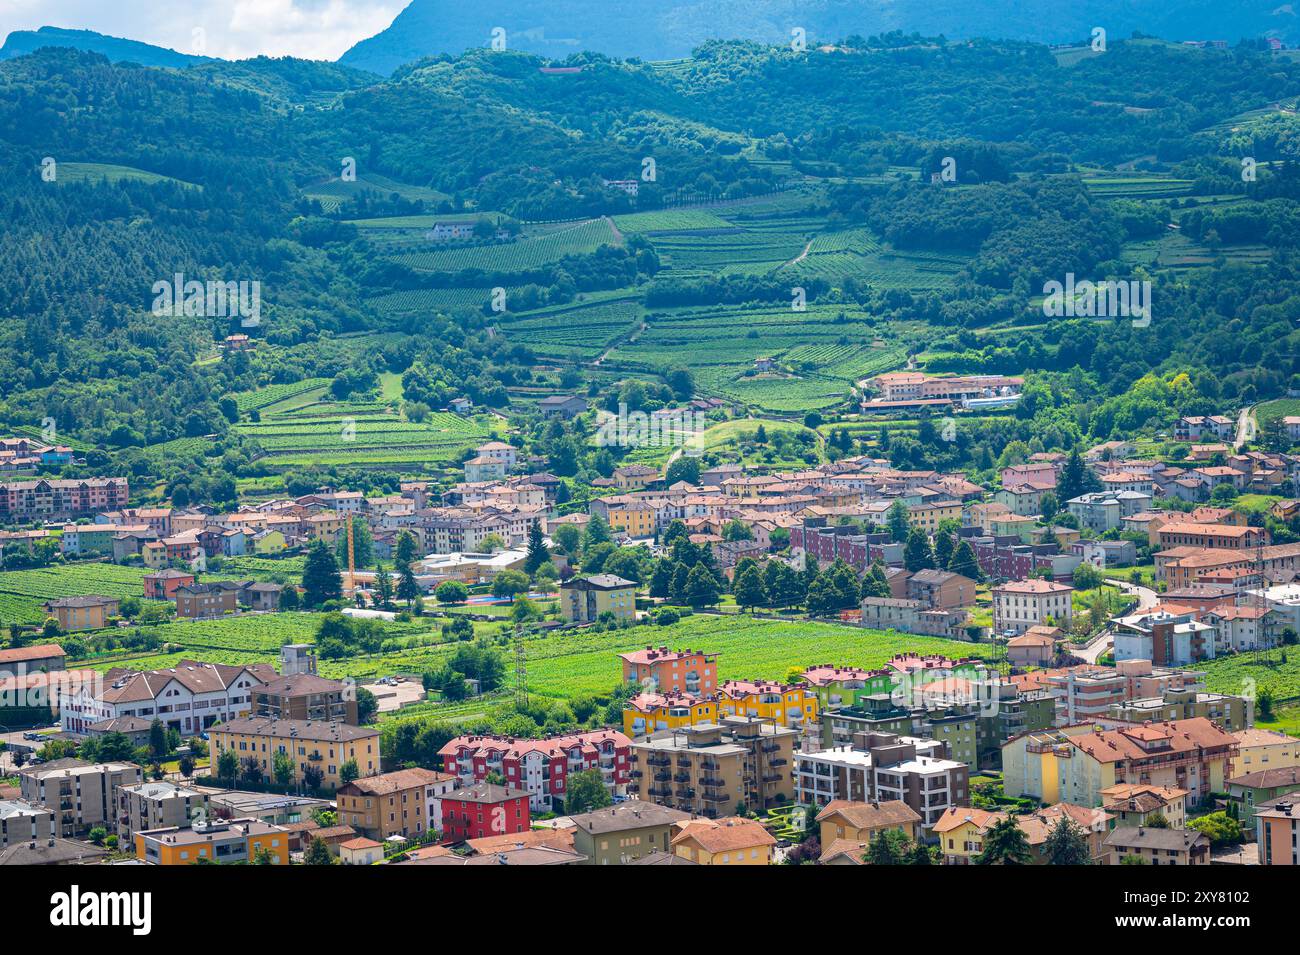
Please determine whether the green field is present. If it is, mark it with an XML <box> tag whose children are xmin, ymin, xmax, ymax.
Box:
<box><xmin>69</xmin><ymin>609</ymin><xmax>999</xmax><ymax>702</ymax></box>
<box><xmin>1196</xmin><ymin>648</ymin><xmax>1300</xmax><ymax>704</ymax></box>
<box><xmin>0</xmin><ymin>559</ymin><xmax>308</xmax><ymax>626</ymax></box>
<box><xmin>55</xmin><ymin>161</ymin><xmax>200</xmax><ymax>191</ymax></box>
<box><xmin>234</xmin><ymin>408</ymin><xmax>489</xmax><ymax>470</ymax></box>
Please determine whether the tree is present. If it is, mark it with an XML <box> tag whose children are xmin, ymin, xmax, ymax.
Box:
<box><xmin>948</xmin><ymin>539</ymin><xmax>983</xmax><ymax>581</ymax></box>
<box><xmin>865</xmin><ymin>828</ymin><xmax>909</xmax><ymax>865</ymax></box>
<box><xmin>934</xmin><ymin>530</ymin><xmax>955</xmax><ymax>569</ymax></box>
<box><xmin>217</xmin><ymin>749</ymin><xmax>239</xmax><ymax>785</ymax></box>
<box><xmin>1043</xmin><ymin>816</ymin><xmax>1093</xmax><ymax>865</ymax></box>
<box><xmin>583</xmin><ymin>515</ymin><xmax>612</xmax><ymax>549</ymax></box>
<box><xmin>302</xmin><ymin>539</ymin><xmax>343</xmax><ymax>607</ymax></box>
<box><xmin>523</xmin><ymin>522</ymin><xmax>550</xmax><ymax>576</ymax></box>
<box><xmin>974</xmin><ymin>817</ymin><xmax>1031</xmax><ymax>865</ymax></box>
<box><xmin>664</xmin><ymin>456</ymin><xmax>700</xmax><ymax>486</ymax></box>
<box><xmin>335</xmin><ymin>516</ymin><xmax>374</xmax><ymax>569</ymax></box>
<box><xmin>178</xmin><ymin>753</ymin><xmax>195</xmax><ymax>778</ymax></box>
<box><xmin>356</xmin><ymin>687</ymin><xmax>379</xmax><ymax>724</ymax></box>
<box><xmin>682</xmin><ymin>563</ymin><xmax>719</xmax><ymax>607</ymax></box>
<box><xmin>149</xmin><ymin>718</ymin><xmax>168</xmax><ymax>759</ymax></box>
<box><xmin>397</xmin><ymin>562</ymin><xmax>420</xmax><ymax>607</ymax></box>
<box><xmin>886</xmin><ymin>499</ymin><xmax>911</xmax><ymax>543</ymax></box>
<box><xmin>371</xmin><ymin>562</ymin><xmax>395</xmax><ymax>610</ymax></box>
<box><xmin>340</xmin><ymin>759</ymin><xmax>359</xmax><ymax>785</ymax></box>
<box><xmin>395</xmin><ymin>531</ymin><xmax>419</xmax><ymax>569</ymax></box>
<box><xmin>1072</xmin><ymin>562</ymin><xmax>1103</xmax><ymax>591</ymax></box>
<box><xmin>564</xmin><ymin>768</ymin><xmax>612</xmax><ymax>814</ymax></box>
<box><xmin>1188</xmin><ymin>811</ymin><xmax>1243</xmax><ymax>846</ymax></box>
<box><xmin>303</xmin><ymin>836</ymin><xmax>334</xmax><ymax>865</ymax></box>
<box><xmin>491</xmin><ymin>569</ymin><xmax>531</xmax><ymax>602</ymax></box>
<box><xmin>904</xmin><ymin>527</ymin><xmax>936</xmax><ymax>572</ymax></box>
<box><xmin>88</xmin><ymin>826</ymin><xmax>107</xmax><ymax>846</ymax></box>
<box><xmin>435</xmin><ymin>580</ymin><xmax>469</xmax><ymax>605</ymax></box>
<box><xmin>273</xmin><ymin>750</ymin><xmax>295</xmax><ymax>788</ymax></box>
<box><xmin>732</xmin><ymin>562</ymin><xmax>768</xmax><ymax>611</ymax></box>
<box><xmin>1057</xmin><ymin>447</ymin><xmax>1099</xmax><ymax>502</ymax></box>
<box><xmin>279</xmin><ymin>584</ymin><xmax>300</xmax><ymax>610</ymax></box>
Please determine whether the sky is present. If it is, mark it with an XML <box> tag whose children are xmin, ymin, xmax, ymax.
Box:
<box><xmin>0</xmin><ymin>0</ymin><xmax>405</xmax><ymax>60</ymax></box>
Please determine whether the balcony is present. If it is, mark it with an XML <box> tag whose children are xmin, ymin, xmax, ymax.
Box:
<box><xmin>653</xmin><ymin>771</ymin><xmax>671</xmax><ymax>782</ymax></box>
<box><xmin>700</xmin><ymin>758</ymin><xmax>720</xmax><ymax>771</ymax></box>
<box><xmin>761</xmin><ymin>742</ymin><xmax>781</xmax><ymax>753</ymax></box>
<box><xmin>768</xmin><ymin>757</ymin><xmax>788</xmax><ymax>767</ymax></box>
<box><xmin>648</xmin><ymin>785</ymin><xmax>672</xmax><ymax>798</ymax></box>
<box><xmin>762</xmin><ymin>772</ymin><xmax>784</xmax><ymax>783</ymax></box>
<box><xmin>628</xmin><ymin>770</ymin><xmax>643</xmax><ymax>779</ymax></box>
<box><xmin>673</xmin><ymin>772</ymin><xmax>691</xmax><ymax>783</ymax></box>
<box><xmin>647</xmin><ymin>753</ymin><xmax>670</xmax><ymax>767</ymax></box>
<box><xmin>702</xmin><ymin>791</ymin><xmax>730</xmax><ymax>804</ymax></box>
<box><xmin>700</xmin><ymin>776</ymin><xmax>725</xmax><ymax>790</ymax></box>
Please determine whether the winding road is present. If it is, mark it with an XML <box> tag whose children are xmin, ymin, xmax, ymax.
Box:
<box><xmin>1075</xmin><ymin>580</ymin><xmax>1158</xmax><ymax>664</ymax></box>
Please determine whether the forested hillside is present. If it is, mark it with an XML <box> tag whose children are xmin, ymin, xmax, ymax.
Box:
<box><xmin>3</xmin><ymin>35</ymin><xmax>1300</xmax><ymax>504</ymax></box>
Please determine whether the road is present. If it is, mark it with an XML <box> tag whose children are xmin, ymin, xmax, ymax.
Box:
<box><xmin>1235</xmin><ymin>405</ymin><xmax>1256</xmax><ymax>450</ymax></box>
<box><xmin>1075</xmin><ymin>581</ymin><xmax>1158</xmax><ymax>664</ymax></box>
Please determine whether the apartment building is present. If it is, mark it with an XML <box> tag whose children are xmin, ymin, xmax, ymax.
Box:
<box><xmin>136</xmin><ymin>818</ymin><xmax>289</xmax><ymax>865</ymax></box>
<box><xmin>0</xmin><ymin>477</ymin><xmax>129</xmax><ymax>522</ymax></box>
<box><xmin>337</xmin><ymin>768</ymin><xmax>459</xmax><ymax>840</ymax></box>
<box><xmin>251</xmin><ymin>672</ymin><xmax>358</xmax><ymax>724</ymax></box>
<box><xmin>1102</xmin><ymin>826</ymin><xmax>1210</xmax><ymax>866</ymax></box>
<box><xmin>1156</xmin><ymin>522</ymin><xmax>1265</xmax><ymax>551</ymax></box>
<box><xmin>629</xmin><ymin>718</ymin><xmax>797</xmax><ymax>817</ymax></box>
<box><xmin>717</xmin><ymin>679</ymin><xmax>818</xmax><ymax>731</ymax></box>
<box><xmin>560</xmin><ymin>574</ymin><xmax>637</xmax><ymax>624</ymax></box>
<box><xmin>440</xmin><ymin>783</ymin><xmax>531</xmax><ymax>842</ymax></box>
<box><xmin>43</xmin><ymin>595</ymin><xmax>120</xmax><ymax>632</ymax></box>
<box><xmin>0</xmin><ymin>799</ymin><xmax>54</xmax><ymax>849</ymax></box>
<box><xmin>1234</xmin><ymin>728</ymin><xmax>1300</xmax><ymax>774</ymax></box>
<box><xmin>568</xmin><ymin>799</ymin><xmax>695</xmax><ymax>865</ymax></box>
<box><xmin>618</xmin><ymin>646</ymin><xmax>718</xmax><ymax>694</ymax></box>
<box><xmin>119</xmin><ymin>781</ymin><xmax>210</xmax><ymax>840</ymax></box>
<box><xmin>1109</xmin><ymin>687</ymin><xmax>1250</xmax><ymax>732</ymax></box>
<box><xmin>1002</xmin><ymin>718</ymin><xmax>1237</xmax><ymax>807</ymax></box>
<box><xmin>795</xmin><ymin>731</ymin><xmax>969</xmax><ymax>832</ymax></box>
<box><xmin>1043</xmin><ymin>660</ymin><xmax>1208</xmax><ymax>724</ymax></box>
<box><xmin>60</xmin><ymin>659</ymin><xmax>276</xmax><ymax>735</ymax></box>
<box><xmin>992</xmin><ymin>579</ymin><xmax>1073</xmax><ymax>635</ymax></box>
<box><xmin>439</xmin><ymin>729</ymin><xmax>631</xmax><ymax>812</ymax></box>
<box><xmin>1256</xmin><ymin>797</ymin><xmax>1300</xmax><ymax>865</ymax></box>
<box><xmin>622</xmin><ymin>691</ymin><xmax>718</xmax><ymax>737</ymax></box>
<box><xmin>19</xmin><ymin>759</ymin><xmax>143</xmax><ymax>836</ymax></box>
<box><xmin>209</xmin><ymin>717</ymin><xmax>381</xmax><ymax>790</ymax></box>
<box><xmin>906</xmin><ymin>569</ymin><xmax>977</xmax><ymax>611</ymax></box>
<box><xmin>1100</xmin><ymin>784</ymin><xmax>1189</xmax><ymax>829</ymax></box>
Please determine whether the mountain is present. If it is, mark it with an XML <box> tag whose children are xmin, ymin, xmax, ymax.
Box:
<box><xmin>338</xmin><ymin>0</ymin><xmax>1300</xmax><ymax>75</ymax></box>
<box><xmin>0</xmin><ymin>26</ymin><xmax>210</xmax><ymax>68</ymax></box>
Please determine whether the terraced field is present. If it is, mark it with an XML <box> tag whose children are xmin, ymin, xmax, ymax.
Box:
<box><xmin>610</xmin><ymin>302</ymin><xmax>907</xmax><ymax>412</ymax></box>
<box><xmin>235</xmin><ymin>409</ymin><xmax>490</xmax><ymax>469</ymax></box>
<box><xmin>0</xmin><ymin>564</ymin><xmax>151</xmax><ymax>625</ymax></box>
<box><xmin>387</xmin><ymin>218</ymin><xmax>620</xmax><ymax>273</ymax></box>
<box><xmin>499</xmin><ymin>297</ymin><xmax>642</xmax><ymax>359</ymax></box>
<box><xmin>302</xmin><ymin>173</ymin><xmax>448</xmax><ymax>214</ymax></box>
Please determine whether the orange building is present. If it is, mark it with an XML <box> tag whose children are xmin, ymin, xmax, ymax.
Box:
<box><xmin>135</xmin><ymin>819</ymin><xmax>289</xmax><ymax>865</ymax></box>
<box><xmin>619</xmin><ymin>646</ymin><xmax>718</xmax><ymax>694</ymax></box>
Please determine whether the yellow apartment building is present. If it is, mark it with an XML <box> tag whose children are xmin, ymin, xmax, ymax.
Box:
<box><xmin>208</xmin><ymin>717</ymin><xmax>380</xmax><ymax>790</ymax></box>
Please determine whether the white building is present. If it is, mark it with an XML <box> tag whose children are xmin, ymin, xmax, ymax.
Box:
<box><xmin>992</xmin><ymin>579</ymin><xmax>1073</xmax><ymax>635</ymax></box>
<box><xmin>59</xmin><ymin>660</ymin><xmax>276</xmax><ymax>736</ymax></box>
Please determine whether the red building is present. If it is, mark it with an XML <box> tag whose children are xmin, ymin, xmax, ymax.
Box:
<box><xmin>143</xmin><ymin>568</ymin><xmax>195</xmax><ymax>600</ymax></box>
<box><xmin>439</xmin><ymin>729</ymin><xmax>631</xmax><ymax>812</ymax></box>
<box><xmin>440</xmin><ymin>783</ymin><xmax>530</xmax><ymax>843</ymax></box>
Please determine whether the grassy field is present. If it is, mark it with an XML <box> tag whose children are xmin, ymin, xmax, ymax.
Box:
<box><xmin>0</xmin><ymin>559</ymin><xmax>304</xmax><ymax>626</ymax></box>
<box><xmin>55</xmin><ymin>161</ymin><xmax>200</xmax><ymax>191</ymax></box>
<box><xmin>1196</xmin><ymin>647</ymin><xmax>1300</xmax><ymax>703</ymax></box>
<box><xmin>63</xmin><ymin>609</ymin><xmax>999</xmax><ymax>703</ymax></box>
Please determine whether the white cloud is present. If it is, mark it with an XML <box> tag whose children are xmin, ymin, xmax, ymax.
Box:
<box><xmin>0</xmin><ymin>0</ymin><xmax>404</xmax><ymax>61</ymax></box>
